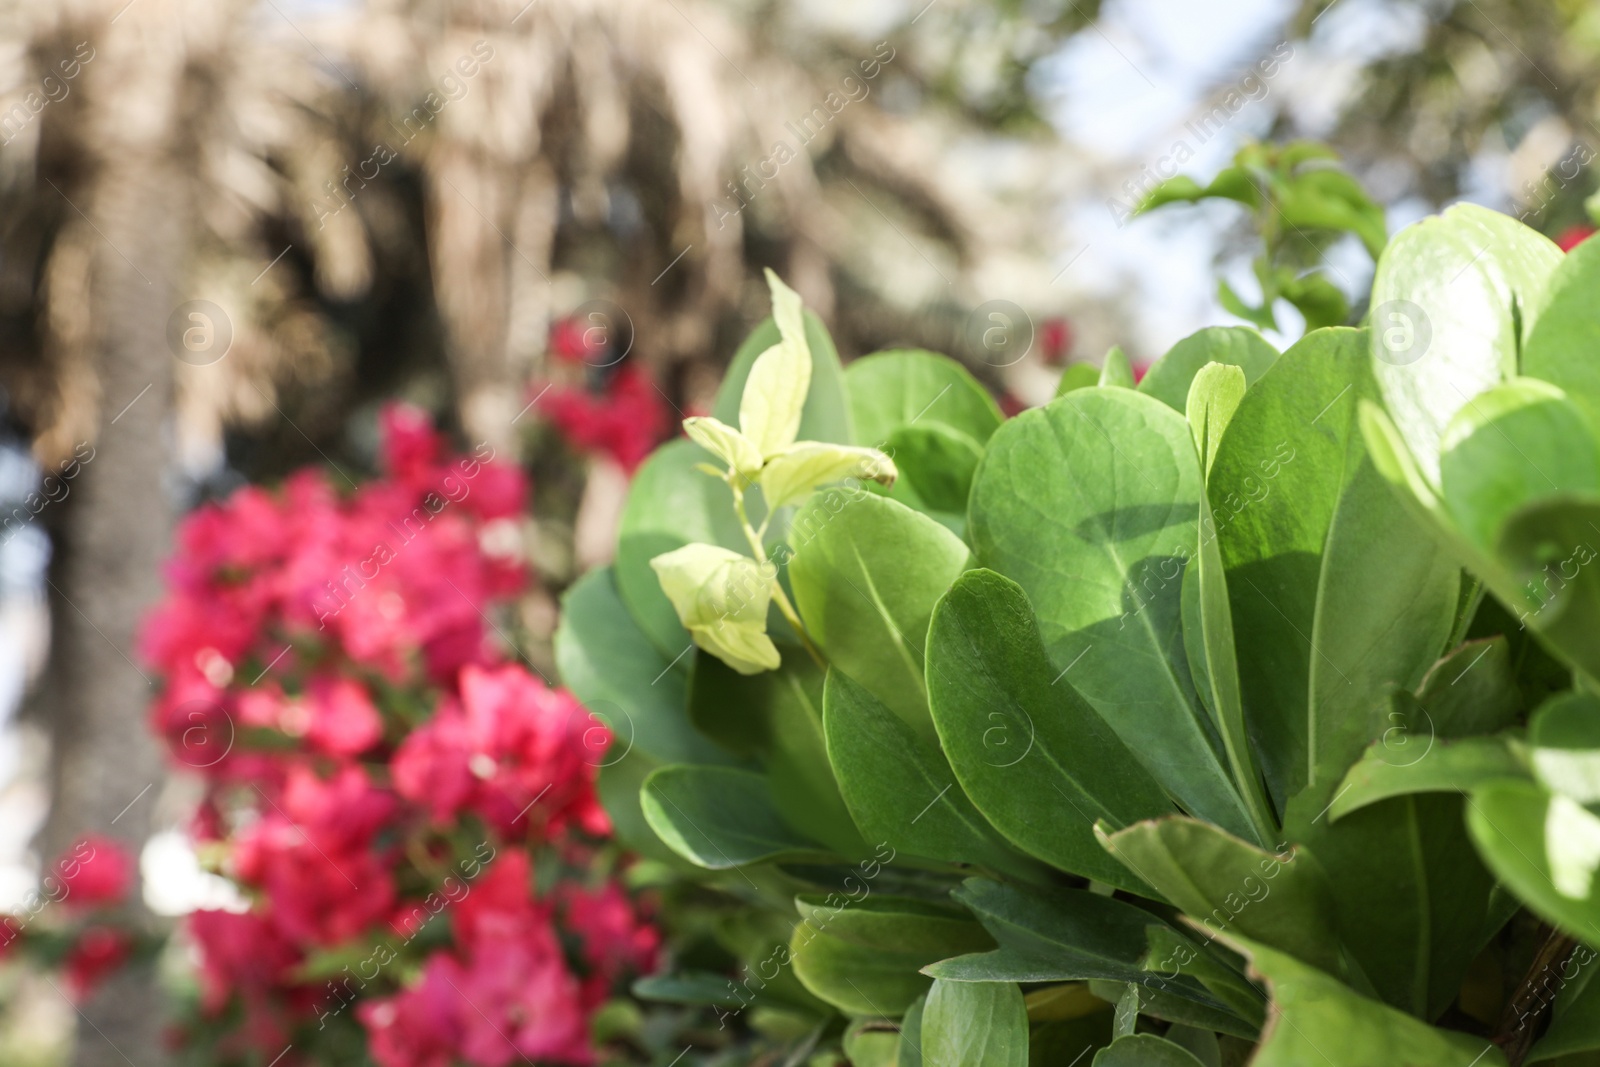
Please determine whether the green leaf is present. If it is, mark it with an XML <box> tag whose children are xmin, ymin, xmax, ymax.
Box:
<box><xmin>791</xmin><ymin>925</ymin><xmax>938</xmax><ymax>1017</ymax></box>
<box><xmin>683</xmin><ymin>415</ymin><xmax>763</xmax><ymax>474</ymax></box>
<box><xmin>921</xmin><ymin>979</ymin><xmax>1029</xmax><ymax>1067</ymax></box>
<box><xmin>793</xmin><ymin>895</ymin><xmax>992</xmax><ymax>956</ymax></box>
<box><xmin>759</xmin><ymin>441</ymin><xmax>897</xmax><ymax>510</ymax></box>
<box><xmin>886</xmin><ymin>424</ymin><xmax>984</xmax><ymax>517</ymax></box>
<box><xmin>1529</xmin><ymin>950</ymin><xmax>1600</xmax><ymax>1062</ymax></box>
<box><xmin>1279</xmin><ymin>271</ymin><xmax>1350</xmax><ymax>333</ymax></box>
<box><xmin>1530</xmin><ymin>692</ymin><xmax>1600</xmax><ymax>805</ymax></box>
<box><xmin>640</xmin><ymin>765</ymin><xmax>819</xmax><ymax>869</ymax></box>
<box><xmin>714</xmin><ymin>308</ymin><xmax>853</xmax><ymax>446</ymax></box>
<box><xmin>1493</xmin><ymin>496</ymin><xmax>1600</xmax><ymax>681</ymax></box>
<box><xmin>1329</xmin><ymin>736</ymin><xmax>1526</xmax><ymax>820</ymax></box>
<box><xmin>1136</xmin><ymin>175</ymin><xmax>1208</xmax><ymax>213</ymax></box>
<box><xmin>1087</xmin><ymin>979</ymin><xmax>1258</xmax><ymax>1041</ymax></box>
<box><xmin>1408</xmin><ymin>636</ymin><xmax>1523</xmax><ymax>738</ymax></box>
<box><xmin>1278</xmin><ymin>167</ymin><xmax>1387</xmax><ymax>257</ymax></box>
<box><xmin>738</xmin><ymin>271</ymin><xmax>815</xmax><ymax>456</ymax></box>
<box><xmin>632</xmin><ymin>971</ymin><xmax>749</xmax><ymax>1007</ymax></box>
<box><xmin>844</xmin><ymin>349</ymin><xmax>1004</xmax><ymax>447</ymax></box>
<box><xmin>822</xmin><ymin>669</ymin><xmax>1030</xmax><ymax>875</ymax></box>
<box><xmin>1439</xmin><ymin>379</ymin><xmax>1600</xmax><ymax>552</ymax></box>
<box><xmin>554</xmin><ymin>566</ymin><xmax>728</xmax><ymax>765</ymax></box>
<box><xmin>969</xmin><ymin>387</ymin><xmax>1254</xmax><ymax>838</ymax></box>
<box><xmin>925</xmin><ymin>569</ymin><xmax>1173</xmax><ymax>891</ymax></box>
<box><xmin>688</xmin><ymin>653</ymin><xmax>864</xmax><ymax>855</ymax></box>
<box><xmin>1368</xmin><ymin>202</ymin><xmax>1561</xmax><ymax>486</ymax></box>
<box><xmin>1136</xmin><ymin>327</ymin><xmax>1279</xmax><ymax>413</ymax></box>
<box><xmin>844</xmin><ymin>1020</ymin><xmax>902</xmax><ymax>1067</ymax></box>
<box><xmin>933</xmin><ymin>879</ymin><xmax>1197</xmax><ymax>993</ymax></box>
<box><xmin>1142</xmin><ymin>925</ymin><xmax>1267</xmax><ymax>1030</ymax></box>
<box><xmin>900</xmin><ymin>993</ymin><xmax>927</xmax><ymax>1067</ymax></box>
<box><xmin>1210</xmin><ymin>328</ymin><xmax>1459</xmax><ymax>808</ymax></box>
<box><xmin>1520</xmin><ymin>233</ymin><xmax>1600</xmax><ymax>434</ymax></box>
<box><xmin>1100</xmin><ymin>345</ymin><xmax>1136</xmax><ymax>389</ymax></box>
<box><xmin>1227</xmin><ymin>935</ymin><xmax>1506</xmax><ymax>1066</ymax></box>
<box><xmin>1056</xmin><ymin>362</ymin><xmax>1102</xmax><ymax>398</ymax></box>
<box><xmin>1186</xmin><ymin>363</ymin><xmax>1247</xmax><ymax>477</ymax></box>
<box><xmin>1092</xmin><ymin>1035</ymin><xmax>1207</xmax><ymax>1067</ymax></box>
<box><xmin>791</xmin><ymin>492</ymin><xmax>972</xmax><ymax>737</ymax></box>
<box><xmin>1218</xmin><ymin>278</ymin><xmax>1278</xmax><ymax>332</ymax></box>
<box><xmin>1098</xmin><ymin>818</ymin><xmax>1344</xmax><ymax>978</ymax></box>
<box><xmin>1468</xmin><ymin>779</ymin><xmax>1600</xmax><ymax>949</ymax></box>
<box><xmin>617</xmin><ymin>439</ymin><xmax>756</xmax><ymax>657</ymax></box>
<box><xmin>650</xmin><ymin>543</ymin><xmax>780</xmax><ymax>675</ymax></box>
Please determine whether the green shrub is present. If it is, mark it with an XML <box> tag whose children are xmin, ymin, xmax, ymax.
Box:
<box><xmin>556</xmin><ymin>217</ymin><xmax>1600</xmax><ymax>1066</ymax></box>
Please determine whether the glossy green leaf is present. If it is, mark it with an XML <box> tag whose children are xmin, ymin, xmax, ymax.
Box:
<box><xmin>1137</xmin><ymin>327</ymin><xmax>1279</xmax><ymax>413</ymax></box>
<box><xmin>1186</xmin><ymin>363</ymin><xmax>1247</xmax><ymax>477</ymax></box>
<box><xmin>822</xmin><ymin>670</ymin><xmax>1030</xmax><ymax>876</ymax></box>
<box><xmin>925</xmin><ymin>569</ymin><xmax>1173</xmax><ymax>890</ymax></box>
<box><xmin>632</xmin><ymin>971</ymin><xmax>749</xmax><ymax>1007</ymax></box>
<box><xmin>1330</xmin><ymin>736</ymin><xmax>1526</xmax><ymax>820</ymax></box>
<box><xmin>616</xmin><ymin>439</ymin><xmax>756</xmax><ymax>657</ymax></box>
<box><xmin>930</xmin><ymin>879</ymin><xmax>1198</xmax><ymax>994</ymax></box>
<box><xmin>1494</xmin><ymin>496</ymin><xmax>1600</xmax><ymax>682</ymax></box>
<box><xmin>844</xmin><ymin>349</ymin><xmax>1004</xmax><ymax>448</ymax></box>
<box><xmin>1211</xmin><ymin>328</ymin><xmax>1458</xmax><ymax>808</ymax></box>
<box><xmin>1228</xmin><ymin>935</ymin><xmax>1505</xmax><ymax>1066</ymax></box>
<box><xmin>1520</xmin><ymin>232</ymin><xmax>1600</xmax><ymax>434</ymax></box>
<box><xmin>791</xmin><ymin>925</ymin><xmax>940</xmax><ymax>1017</ymax></box>
<box><xmin>1099</xmin><ymin>818</ymin><xmax>1344</xmax><ymax>978</ymax></box>
<box><xmin>714</xmin><ymin>309</ymin><xmax>853</xmax><ymax>446</ymax></box>
<box><xmin>555</xmin><ymin>566</ymin><xmax>728</xmax><ymax>766</ymax></box>
<box><xmin>1439</xmin><ymin>379</ymin><xmax>1600</xmax><ymax>552</ymax></box>
<box><xmin>1530</xmin><ymin>692</ymin><xmax>1600</xmax><ymax>805</ymax></box>
<box><xmin>968</xmin><ymin>387</ymin><xmax>1252</xmax><ymax>837</ymax></box>
<box><xmin>885</xmin><ymin>424</ymin><xmax>984</xmax><ymax>517</ymax></box>
<box><xmin>1142</xmin><ymin>925</ymin><xmax>1266</xmax><ymax>1029</ymax></box>
<box><xmin>1286</xmin><ymin>785</ymin><xmax>1500</xmax><ymax>1018</ymax></box>
<box><xmin>1087</xmin><ymin>979</ymin><xmax>1258</xmax><ymax>1041</ymax></box>
<box><xmin>641</xmin><ymin>765</ymin><xmax>819</xmax><ymax>869</ymax></box>
<box><xmin>1407</xmin><ymin>636</ymin><xmax>1523</xmax><ymax>738</ymax></box>
<box><xmin>844</xmin><ymin>1020</ymin><xmax>902</xmax><ymax>1067</ymax></box>
<box><xmin>1056</xmin><ymin>362</ymin><xmax>1102</xmax><ymax>398</ymax></box>
<box><xmin>688</xmin><ymin>653</ymin><xmax>864</xmax><ymax>855</ymax></box>
<box><xmin>899</xmin><ymin>993</ymin><xmax>927</xmax><ymax>1067</ymax></box>
<box><xmin>922</xmin><ymin>979</ymin><xmax>1029</xmax><ymax>1067</ymax></box>
<box><xmin>792</xmin><ymin>491</ymin><xmax>972</xmax><ymax>737</ymax></box>
<box><xmin>1092</xmin><ymin>1035</ymin><xmax>1207</xmax><ymax>1067</ymax></box>
<box><xmin>792</xmin><ymin>895</ymin><xmax>992</xmax><ymax>957</ymax></box>
<box><xmin>1100</xmin><ymin>345</ymin><xmax>1136</xmax><ymax>389</ymax></box>
<box><xmin>595</xmin><ymin>747</ymin><xmax>679</xmax><ymax>863</ymax></box>
<box><xmin>1368</xmin><ymin>202</ymin><xmax>1561</xmax><ymax>485</ymax></box>
<box><xmin>1468</xmin><ymin>779</ymin><xmax>1600</xmax><ymax>949</ymax></box>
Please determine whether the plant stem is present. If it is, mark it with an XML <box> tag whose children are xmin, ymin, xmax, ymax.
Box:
<box><xmin>732</xmin><ymin>483</ymin><xmax>826</xmax><ymax>669</ymax></box>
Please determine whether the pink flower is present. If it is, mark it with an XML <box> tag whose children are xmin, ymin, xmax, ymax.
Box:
<box><xmin>540</xmin><ymin>367</ymin><xmax>669</xmax><ymax>473</ymax></box>
<box><xmin>558</xmin><ymin>882</ymin><xmax>660</xmax><ymax>1005</ymax></box>
<box><xmin>232</xmin><ymin>765</ymin><xmax>399</xmax><ymax>945</ymax></box>
<box><xmin>64</xmin><ymin>925</ymin><xmax>132</xmax><ymax>999</ymax></box>
<box><xmin>381</xmin><ymin>403</ymin><xmax>444</xmax><ymax>487</ymax></box>
<box><xmin>187</xmin><ymin>910</ymin><xmax>302</xmax><ymax>1013</ymax></box>
<box><xmin>55</xmin><ymin>834</ymin><xmax>135</xmax><ymax>911</ymax></box>
<box><xmin>305</xmin><ymin>675</ymin><xmax>384</xmax><ymax>756</ymax></box>
<box><xmin>392</xmin><ymin>666</ymin><xmax>608</xmax><ymax>840</ymax></box>
<box><xmin>1558</xmin><ymin>224</ymin><xmax>1596</xmax><ymax>252</ymax></box>
<box><xmin>1039</xmin><ymin>317</ymin><xmax>1073</xmax><ymax>366</ymax></box>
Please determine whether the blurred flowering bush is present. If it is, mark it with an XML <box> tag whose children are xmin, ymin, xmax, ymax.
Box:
<box><xmin>142</xmin><ymin>406</ymin><xmax>657</xmax><ymax>1066</ymax></box>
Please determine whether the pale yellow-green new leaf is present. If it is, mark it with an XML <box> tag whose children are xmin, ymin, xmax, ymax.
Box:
<box><xmin>683</xmin><ymin>416</ymin><xmax>763</xmax><ymax>475</ymax></box>
<box><xmin>690</xmin><ymin>617</ymin><xmax>781</xmax><ymax>675</ymax></box>
<box><xmin>650</xmin><ymin>543</ymin><xmax>781</xmax><ymax>674</ymax></box>
<box><xmin>759</xmin><ymin>442</ymin><xmax>897</xmax><ymax>509</ymax></box>
<box><xmin>739</xmin><ymin>271</ymin><xmax>814</xmax><ymax>456</ymax></box>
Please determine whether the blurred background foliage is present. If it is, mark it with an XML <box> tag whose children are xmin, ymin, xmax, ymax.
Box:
<box><xmin>0</xmin><ymin>0</ymin><xmax>1598</xmax><ymax>1062</ymax></box>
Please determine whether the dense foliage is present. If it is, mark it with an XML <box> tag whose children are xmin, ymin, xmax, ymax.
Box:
<box><xmin>558</xmin><ymin>215</ymin><xmax>1600</xmax><ymax>1065</ymax></box>
<box><xmin>142</xmin><ymin>408</ymin><xmax>657</xmax><ymax>1066</ymax></box>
